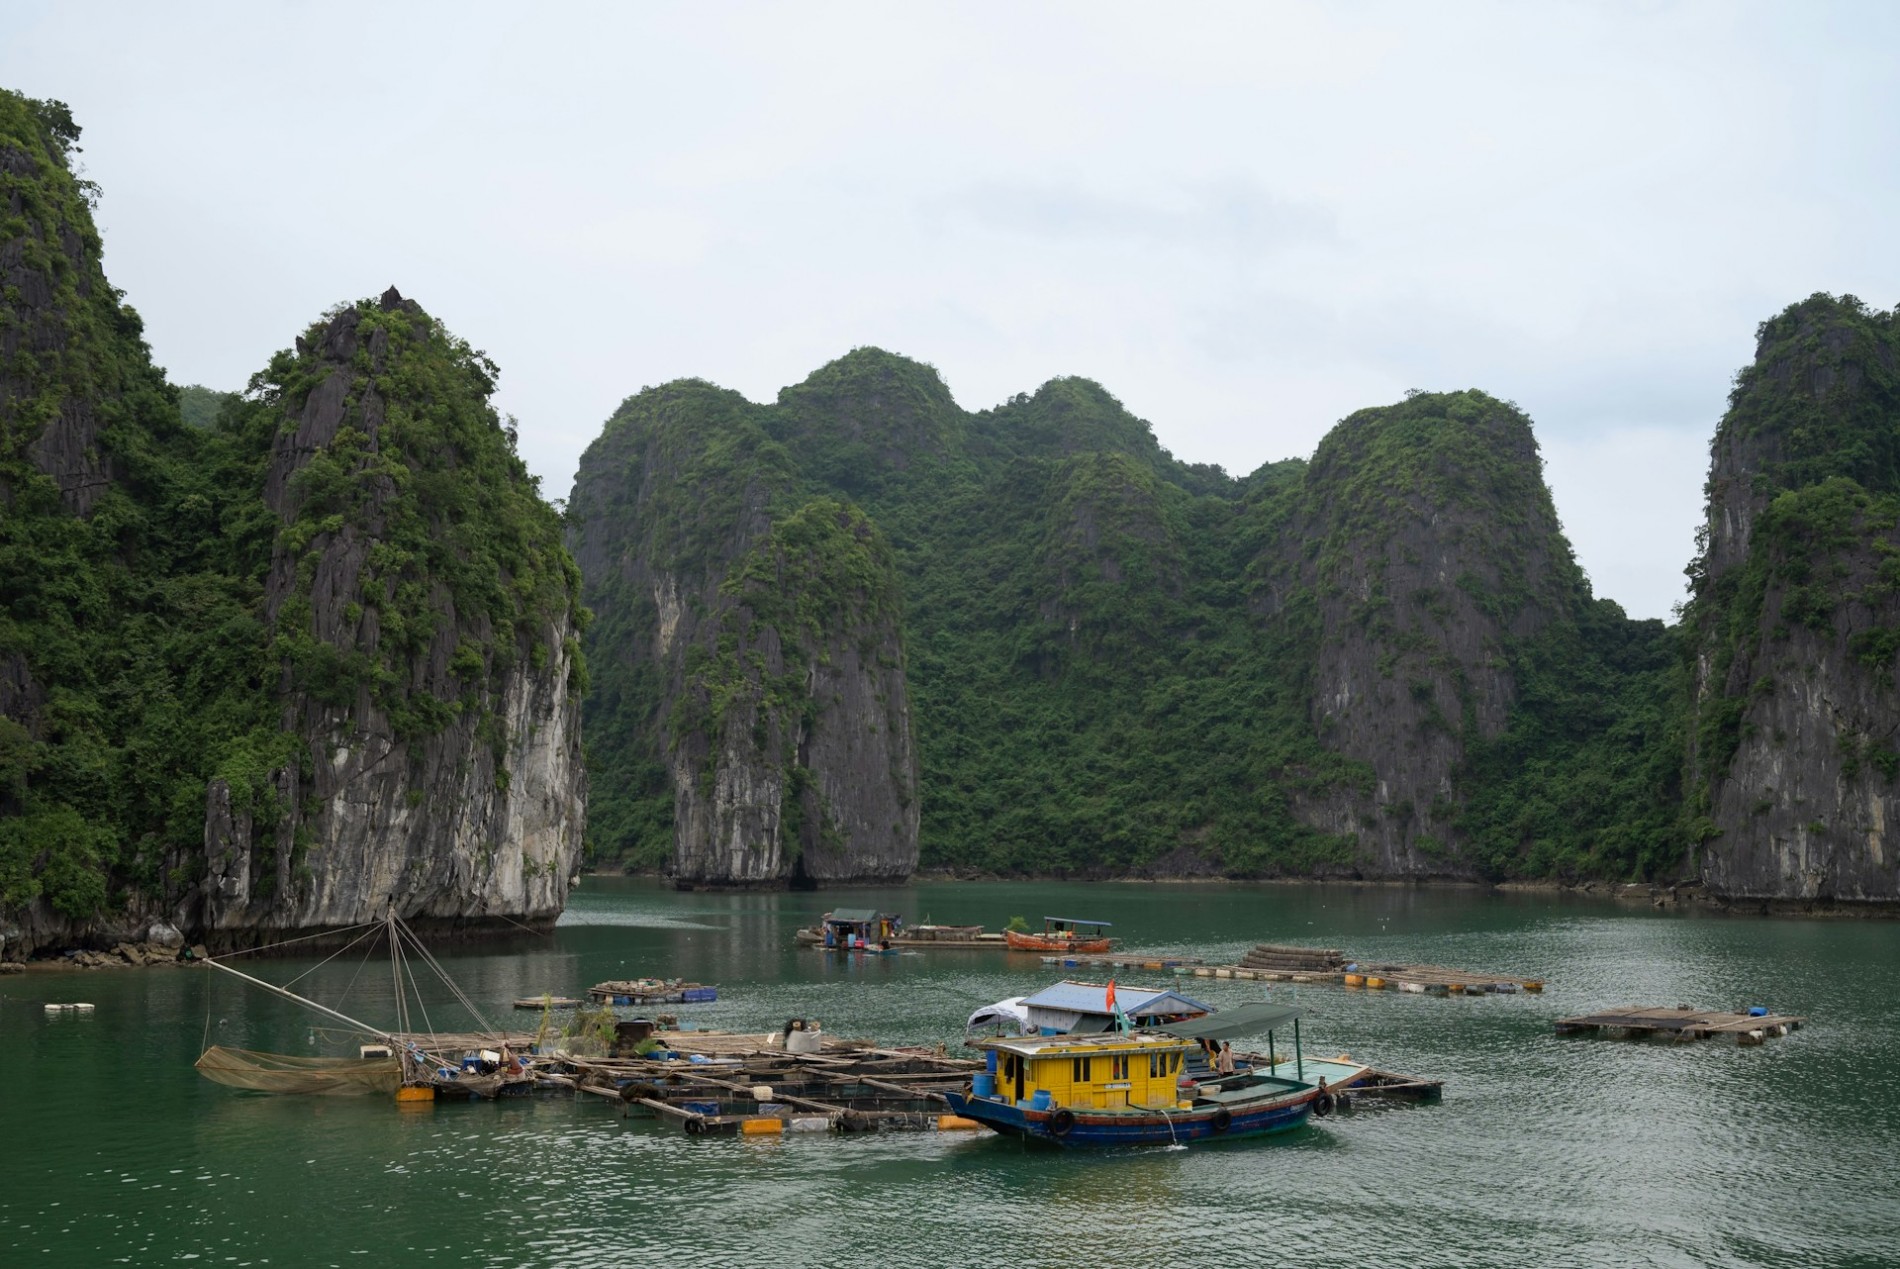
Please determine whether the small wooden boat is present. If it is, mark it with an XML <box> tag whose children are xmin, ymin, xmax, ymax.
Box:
<box><xmin>1003</xmin><ymin>916</ymin><xmax>1113</xmax><ymax>954</ymax></box>
<box><xmin>945</xmin><ymin>1003</ymin><xmax>1363</xmax><ymax>1147</ymax></box>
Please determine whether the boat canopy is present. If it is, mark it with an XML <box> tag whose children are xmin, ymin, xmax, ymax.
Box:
<box><xmin>825</xmin><ymin>908</ymin><xmax>883</xmax><ymax>925</ymax></box>
<box><xmin>1156</xmin><ymin>1002</ymin><xmax>1303</xmax><ymax>1041</ymax></box>
<box><xmin>1042</xmin><ymin>916</ymin><xmax>1111</xmax><ymax>927</ymax></box>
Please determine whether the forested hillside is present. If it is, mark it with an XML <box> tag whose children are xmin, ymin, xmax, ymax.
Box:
<box><xmin>0</xmin><ymin>92</ymin><xmax>585</xmax><ymax>956</ymax></box>
<box><xmin>574</xmin><ymin>352</ymin><xmax>1685</xmax><ymax>885</ymax></box>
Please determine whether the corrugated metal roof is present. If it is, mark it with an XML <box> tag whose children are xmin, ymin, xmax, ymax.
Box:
<box><xmin>1020</xmin><ymin>980</ymin><xmax>1209</xmax><ymax>1016</ymax></box>
<box><xmin>824</xmin><ymin>908</ymin><xmax>882</xmax><ymax>924</ymax></box>
<box><xmin>1159</xmin><ymin>1002</ymin><xmax>1303</xmax><ymax>1040</ymax></box>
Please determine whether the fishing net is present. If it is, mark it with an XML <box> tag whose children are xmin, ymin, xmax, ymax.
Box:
<box><xmin>194</xmin><ymin>1046</ymin><xmax>402</xmax><ymax>1096</ymax></box>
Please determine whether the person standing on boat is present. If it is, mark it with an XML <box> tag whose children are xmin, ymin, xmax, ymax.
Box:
<box><xmin>1216</xmin><ymin>1042</ymin><xmax>1236</xmax><ymax>1076</ymax></box>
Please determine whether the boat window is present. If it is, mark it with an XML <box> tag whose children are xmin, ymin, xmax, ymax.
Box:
<box><xmin>1072</xmin><ymin>1057</ymin><xmax>1089</xmax><ymax>1083</ymax></box>
<box><xmin>1111</xmin><ymin>1055</ymin><xmax>1129</xmax><ymax>1080</ymax></box>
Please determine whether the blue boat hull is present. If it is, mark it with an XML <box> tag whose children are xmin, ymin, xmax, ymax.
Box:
<box><xmin>942</xmin><ymin>1089</ymin><xmax>1314</xmax><ymax>1147</ymax></box>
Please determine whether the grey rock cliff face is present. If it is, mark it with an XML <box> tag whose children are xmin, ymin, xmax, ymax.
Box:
<box><xmin>1701</xmin><ymin>544</ymin><xmax>1900</xmax><ymax>901</ymax></box>
<box><xmin>1691</xmin><ymin>298</ymin><xmax>1900</xmax><ymax>903</ymax></box>
<box><xmin>194</xmin><ymin>300</ymin><xmax>585</xmax><ymax>941</ymax></box>
<box><xmin>1272</xmin><ymin>393</ymin><xmax>1573</xmax><ymax>878</ymax></box>
<box><xmin>0</xmin><ymin>136</ymin><xmax>114</xmax><ymax>512</ymax></box>
<box><xmin>570</xmin><ymin>383</ymin><xmax>919</xmax><ymax>886</ymax></box>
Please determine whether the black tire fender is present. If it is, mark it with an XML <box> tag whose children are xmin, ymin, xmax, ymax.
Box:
<box><xmin>1313</xmin><ymin>1091</ymin><xmax>1337</xmax><ymax>1119</ymax></box>
<box><xmin>1211</xmin><ymin>1108</ymin><xmax>1234</xmax><ymax>1133</ymax></box>
<box><xmin>684</xmin><ymin>1116</ymin><xmax>707</xmax><ymax>1135</ymax></box>
<box><xmin>1049</xmin><ymin>1108</ymin><xmax>1076</xmax><ymax>1136</ymax></box>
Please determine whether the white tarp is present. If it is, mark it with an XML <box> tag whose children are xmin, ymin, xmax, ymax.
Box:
<box><xmin>966</xmin><ymin>996</ymin><xmax>1031</xmax><ymax>1034</ymax></box>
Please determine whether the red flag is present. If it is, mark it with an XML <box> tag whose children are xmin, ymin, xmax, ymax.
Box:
<box><xmin>1105</xmin><ymin>979</ymin><xmax>1117</xmax><ymax>1013</ymax></box>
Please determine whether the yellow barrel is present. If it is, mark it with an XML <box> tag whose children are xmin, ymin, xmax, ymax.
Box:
<box><xmin>1366</xmin><ymin>976</ymin><xmax>1387</xmax><ymax>990</ymax></box>
<box><xmin>1523</xmin><ymin>980</ymin><xmax>1544</xmax><ymax>993</ymax></box>
<box><xmin>395</xmin><ymin>1085</ymin><xmax>434</xmax><ymax>1103</ymax></box>
<box><xmin>936</xmin><ymin>1115</ymin><xmax>982</xmax><ymax>1131</ymax></box>
<box><xmin>1344</xmin><ymin>973</ymin><xmax>1365</xmax><ymax>987</ymax></box>
<box><xmin>1448</xmin><ymin>983</ymin><xmax>1465</xmax><ymax>994</ymax></box>
<box><xmin>741</xmin><ymin>1117</ymin><xmax>784</xmax><ymax>1135</ymax></box>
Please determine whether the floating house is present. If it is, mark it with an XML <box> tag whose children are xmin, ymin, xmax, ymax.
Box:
<box><xmin>816</xmin><ymin>908</ymin><xmax>903</xmax><ymax>949</ymax></box>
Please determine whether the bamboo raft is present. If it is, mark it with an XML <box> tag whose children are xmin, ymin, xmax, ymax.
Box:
<box><xmin>1554</xmin><ymin>1005</ymin><xmax>1804</xmax><ymax>1044</ymax></box>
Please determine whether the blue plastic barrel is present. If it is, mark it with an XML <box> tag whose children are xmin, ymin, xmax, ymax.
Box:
<box><xmin>985</xmin><ymin>1050</ymin><xmax>998</xmax><ymax>1073</ymax></box>
<box><xmin>1031</xmin><ymin>1089</ymin><xmax>1053</xmax><ymax>1111</ymax></box>
<box><xmin>972</xmin><ymin>1074</ymin><xmax>996</xmax><ymax>1098</ymax></box>
<box><xmin>1748</xmin><ymin>1006</ymin><xmax>1768</xmax><ymax>1017</ymax></box>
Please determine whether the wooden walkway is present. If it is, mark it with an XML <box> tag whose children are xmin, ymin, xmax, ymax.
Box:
<box><xmin>1555</xmin><ymin>1006</ymin><xmax>1804</xmax><ymax>1044</ymax></box>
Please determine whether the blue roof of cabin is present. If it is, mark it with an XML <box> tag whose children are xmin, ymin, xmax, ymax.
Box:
<box><xmin>1020</xmin><ymin>981</ymin><xmax>1209</xmax><ymax>1016</ymax></box>
<box><xmin>1043</xmin><ymin>916</ymin><xmax>1111</xmax><ymax>926</ymax></box>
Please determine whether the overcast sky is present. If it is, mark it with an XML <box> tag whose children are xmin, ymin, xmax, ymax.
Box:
<box><xmin>6</xmin><ymin>2</ymin><xmax>1897</xmax><ymax>621</ymax></box>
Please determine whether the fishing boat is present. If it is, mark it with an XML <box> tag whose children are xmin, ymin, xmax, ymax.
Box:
<box><xmin>944</xmin><ymin>1002</ymin><xmax>1365</xmax><ymax>1147</ymax></box>
<box><xmin>1003</xmin><ymin>916</ymin><xmax>1113</xmax><ymax>954</ymax></box>
<box><xmin>193</xmin><ymin>911</ymin><xmax>536</xmax><ymax>1102</ymax></box>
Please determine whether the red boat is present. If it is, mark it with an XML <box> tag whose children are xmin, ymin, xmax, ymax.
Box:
<box><xmin>1004</xmin><ymin>916</ymin><xmax>1114</xmax><ymax>954</ymax></box>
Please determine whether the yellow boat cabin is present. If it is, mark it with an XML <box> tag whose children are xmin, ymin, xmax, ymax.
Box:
<box><xmin>974</xmin><ymin>1032</ymin><xmax>1197</xmax><ymax>1112</ymax></box>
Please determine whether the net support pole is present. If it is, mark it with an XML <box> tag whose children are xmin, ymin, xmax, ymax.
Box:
<box><xmin>201</xmin><ymin>956</ymin><xmax>391</xmax><ymax>1039</ymax></box>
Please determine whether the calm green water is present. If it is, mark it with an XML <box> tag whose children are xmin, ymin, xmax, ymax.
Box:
<box><xmin>5</xmin><ymin>880</ymin><xmax>1898</xmax><ymax>1268</ymax></box>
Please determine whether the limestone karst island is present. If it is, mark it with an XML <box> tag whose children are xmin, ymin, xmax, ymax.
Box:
<box><xmin>4</xmin><ymin>87</ymin><xmax>1895</xmax><ymax>957</ymax></box>
<box><xmin>3</xmin><ymin>74</ymin><xmax>1896</xmax><ymax>1269</ymax></box>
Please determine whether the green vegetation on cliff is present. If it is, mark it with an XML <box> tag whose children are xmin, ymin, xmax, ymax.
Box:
<box><xmin>0</xmin><ymin>92</ymin><xmax>581</xmax><ymax>924</ymax></box>
<box><xmin>0</xmin><ymin>90</ymin><xmax>276</xmax><ymax>916</ymax></box>
<box><xmin>1684</xmin><ymin>294</ymin><xmax>1900</xmax><ymax>821</ymax></box>
<box><xmin>577</xmin><ymin>348</ymin><xmax>1682</xmax><ymax>881</ymax></box>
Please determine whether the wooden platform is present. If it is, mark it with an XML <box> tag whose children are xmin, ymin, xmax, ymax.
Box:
<box><xmin>794</xmin><ymin>928</ymin><xmax>1009</xmax><ymax>950</ymax></box>
<box><xmin>1555</xmin><ymin>1005</ymin><xmax>1804</xmax><ymax>1044</ymax></box>
<box><xmin>526</xmin><ymin>1027</ymin><xmax>1444</xmax><ymax>1136</ymax></box>
<box><xmin>1037</xmin><ymin>953</ymin><xmax>1204</xmax><ymax>970</ymax></box>
<box><xmin>540</xmin><ymin>1034</ymin><xmax>985</xmax><ymax>1136</ymax></box>
<box><xmin>513</xmin><ymin>995</ymin><xmax>585</xmax><ymax>1010</ymax></box>
<box><xmin>1191</xmin><ymin>943</ymin><xmax>1542</xmax><ymax>995</ymax></box>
